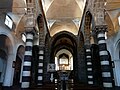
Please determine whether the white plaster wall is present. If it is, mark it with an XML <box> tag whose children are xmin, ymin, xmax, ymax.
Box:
<box><xmin>0</xmin><ymin>25</ymin><xmax>13</xmax><ymax>86</ymax></box>
<box><xmin>107</xmin><ymin>30</ymin><xmax>120</xmax><ymax>86</ymax></box>
<box><xmin>3</xmin><ymin>54</ymin><xmax>15</xmax><ymax>86</ymax></box>
<box><xmin>0</xmin><ymin>58</ymin><xmax>6</xmax><ymax>83</ymax></box>
<box><xmin>114</xmin><ymin>60</ymin><xmax>120</xmax><ymax>86</ymax></box>
<box><xmin>0</xmin><ymin>20</ymin><xmax>24</xmax><ymax>86</ymax></box>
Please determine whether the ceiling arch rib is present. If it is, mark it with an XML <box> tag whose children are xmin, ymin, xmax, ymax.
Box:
<box><xmin>56</xmin><ymin>49</ymin><xmax>72</xmax><ymax>58</ymax></box>
<box><xmin>41</xmin><ymin>0</ymin><xmax>54</xmax><ymax>14</ymax></box>
<box><xmin>50</xmin><ymin>20</ymin><xmax>78</xmax><ymax>36</ymax></box>
<box><xmin>41</xmin><ymin>0</ymin><xmax>86</xmax><ymax>37</ymax></box>
<box><xmin>46</xmin><ymin>0</ymin><xmax>82</xmax><ymax>19</ymax></box>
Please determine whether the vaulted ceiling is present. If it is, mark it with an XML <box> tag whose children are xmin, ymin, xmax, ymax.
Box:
<box><xmin>0</xmin><ymin>0</ymin><xmax>120</xmax><ymax>38</ymax></box>
<box><xmin>105</xmin><ymin>0</ymin><xmax>120</xmax><ymax>37</ymax></box>
<box><xmin>41</xmin><ymin>0</ymin><xmax>86</xmax><ymax>36</ymax></box>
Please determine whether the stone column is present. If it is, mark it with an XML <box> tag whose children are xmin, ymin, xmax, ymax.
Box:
<box><xmin>95</xmin><ymin>25</ymin><xmax>113</xmax><ymax>89</ymax></box>
<box><xmin>21</xmin><ymin>0</ymin><xmax>36</xmax><ymax>88</ymax></box>
<box><xmin>85</xmin><ymin>45</ymin><xmax>94</xmax><ymax>85</ymax></box>
<box><xmin>21</xmin><ymin>30</ymin><xmax>34</xmax><ymax>88</ymax></box>
<box><xmin>84</xmin><ymin>12</ymin><xmax>94</xmax><ymax>85</ymax></box>
<box><xmin>37</xmin><ymin>14</ymin><xmax>45</xmax><ymax>85</ymax></box>
<box><xmin>37</xmin><ymin>47</ymin><xmax>44</xmax><ymax>85</ymax></box>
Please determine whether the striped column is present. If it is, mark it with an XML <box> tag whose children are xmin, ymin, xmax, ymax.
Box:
<box><xmin>85</xmin><ymin>46</ymin><xmax>94</xmax><ymax>85</ymax></box>
<box><xmin>95</xmin><ymin>25</ymin><xmax>113</xmax><ymax>89</ymax></box>
<box><xmin>37</xmin><ymin>48</ymin><xmax>44</xmax><ymax>85</ymax></box>
<box><xmin>37</xmin><ymin>14</ymin><xmax>45</xmax><ymax>85</ymax></box>
<box><xmin>21</xmin><ymin>32</ymin><xmax>34</xmax><ymax>88</ymax></box>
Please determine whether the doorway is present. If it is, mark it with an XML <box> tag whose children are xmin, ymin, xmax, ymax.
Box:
<box><xmin>13</xmin><ymin>56</ymin><xmax>22</xmax><ymax>86</ymax></box>
<box><xmin>13</xmin><ymin>45</ymin><xmax>24</xmax><ymax>86</ymax></box>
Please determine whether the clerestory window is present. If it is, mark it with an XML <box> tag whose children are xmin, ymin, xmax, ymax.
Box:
<box><xmin>5</xmin><ymin>15</ymin><xmax>13</xmax><ymax>29</ymax></box>
<box><xmin>22</xmin><ymin>34</ymin><xmax>26</xmax><ymax>42</ymax></box>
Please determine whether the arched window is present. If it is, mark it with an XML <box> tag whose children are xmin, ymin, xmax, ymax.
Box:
<box><xmin>5</xmin><ymin>15</ymin><xmax>13</xmax><ymax>29</ymax></box>
<box><xmin>22</xmin><ymin>33</ymin><xmax>26</xmax><ymax>42</ymax></box>
<box><xmin>118</xmin><ymin>16</ymin><xmax>120</xmax><ymax>26</ymax></box>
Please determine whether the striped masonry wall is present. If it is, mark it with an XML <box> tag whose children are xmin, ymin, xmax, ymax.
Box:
<box><xmin>21</xmin><ymin>32</ymin><xmax>34</xmax><ymax>88</ymax></box>
<box><xmin>86</xmin><ymin>47</ymin><xmax>94</xmax><ymax>85</ymax></box>
<box><xmin>37</xmin><ymin>48</ymin><xmax>44</xmax><ymax>85</ymax></box>
<box><xmin>96</xmin><ymin>26</ymin><xmax>113</xmax><ymax>89</ymax></box>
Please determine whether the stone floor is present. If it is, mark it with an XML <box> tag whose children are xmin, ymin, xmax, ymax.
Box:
<box><xmin>1</xmin><ymin>86</ymin><xmax>120</xmax><ymax>90</ymax></box>
<box><xmin>0</xmin><ymin>83</ymin><xmax>103</xmax><ymax>90</ymax></box>
<box><xmin>1</xmin><ymin>82</ymin><xmax>120</xmax><ymax>90</ymax></box>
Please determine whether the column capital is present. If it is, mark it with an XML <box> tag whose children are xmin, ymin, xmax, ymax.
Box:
<box><xmin>25</xmin><ymin>27</ymin><xmax>36</xmax><ymax>35</ymax></box>
<box><xmin>94</xmin><ymin>25</ymin><xmax>107</xmax><ymax>34</ymax></box>
<box><xmin>39</xmin><ymin>46</ymin><xmax>45</xmax><ymax>49</ymax></box>
<box><xmin>84</xmin><ymin>44</ymin><xmax>91</xmax><ymax>49</ymax></box>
